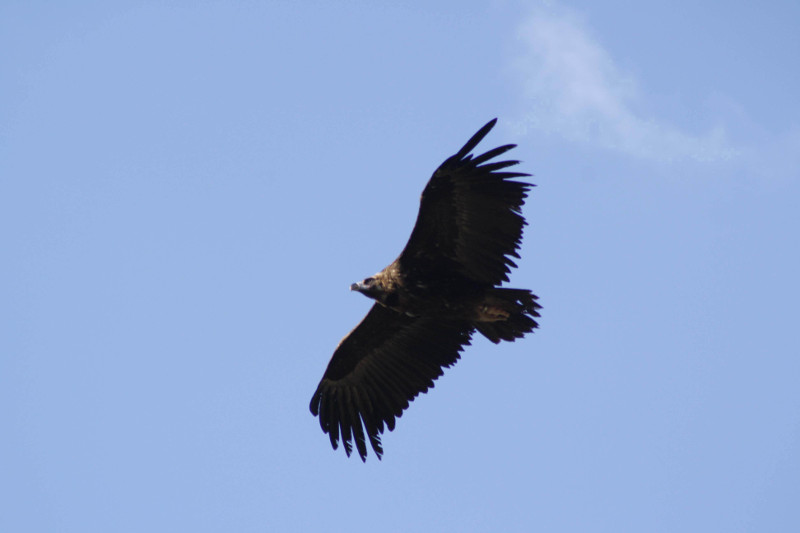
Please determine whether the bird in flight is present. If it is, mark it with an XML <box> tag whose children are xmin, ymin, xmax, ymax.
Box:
<box><xmin>310</xmin><ymin>119</ymin><xmax>540</xmax><ymax>461</ymax></box>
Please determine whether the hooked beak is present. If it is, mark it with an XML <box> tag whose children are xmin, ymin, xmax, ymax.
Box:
<box><xmin>350</xmin><ymin>282</ymin><xmax>364</xmax><ymax>292</ymax></box>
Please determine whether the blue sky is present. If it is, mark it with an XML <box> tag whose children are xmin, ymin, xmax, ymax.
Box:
<box><xmin>2</xmin><ymin>1</ymin><xmax>799</xmax><ymax>531</ymax></box>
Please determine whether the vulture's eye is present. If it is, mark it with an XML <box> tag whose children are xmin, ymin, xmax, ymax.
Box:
<box><xmin>363</xmin><ymin>277</ymin><xmax>375</xmax><ymax>285</ymax></box>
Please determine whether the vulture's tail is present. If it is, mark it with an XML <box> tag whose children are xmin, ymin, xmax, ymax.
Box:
<box><xmin>475</xmin><ymin>288</ymin><xmax>541</xmax><ymax>344</ymax></box>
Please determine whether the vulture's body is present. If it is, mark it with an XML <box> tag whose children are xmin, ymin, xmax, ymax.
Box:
<box><xmin>310</xmin><ymin>119</ymin><xmax>540</xmax><ymax>460</ymax></box>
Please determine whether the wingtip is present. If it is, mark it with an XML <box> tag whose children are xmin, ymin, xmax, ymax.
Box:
<box><xmin>309</xmin><ymin>390</ymin><xmax>320</xmax><ymax>416</ymax></box>
<box><xmin>455</xmin><ymin>118</ymin><xmax>500</xmax><ymax>160</ymax></box>
<box><xmin>477</xmin><ymin>118</ymin><xmax>498</xmax><ymax>138</ymax></box>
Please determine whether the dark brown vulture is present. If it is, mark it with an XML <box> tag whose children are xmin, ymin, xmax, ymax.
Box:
<box><xmin>310</xmin><ymin>118</ymin><xmax>540</xmax><ymax>461</ymax></box>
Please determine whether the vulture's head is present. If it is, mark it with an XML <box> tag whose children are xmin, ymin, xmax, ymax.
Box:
<box><xmin>350</xmin><ymin>276</ymin><xmax>382</xmax><ymax>300</ymax></box>
<box><xmin>350</xmin><ymin>271</ymin><xmax>399</xmax><ymax>308</ymax></box>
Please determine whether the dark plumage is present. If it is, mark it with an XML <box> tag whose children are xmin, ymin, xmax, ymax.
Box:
<box><xmin>310</xmin><ymin>119</ymin><xmax>541</xmax><ymax>461</ymax></box>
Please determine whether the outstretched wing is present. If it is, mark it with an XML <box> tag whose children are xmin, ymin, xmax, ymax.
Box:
<box><xmin>398</xmin><ymin>118</ymin><xmax>532</xmax><ymax>285</ymax></box>
<box><xmin>310</xmin><ymin>303</ymin><xmax>473</xmax><ymax>461</ymax></box>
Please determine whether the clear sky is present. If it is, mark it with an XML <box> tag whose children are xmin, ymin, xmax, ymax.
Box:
<box><xmin>2</xmin><ymin>1</ymin><xmax>799</xmax><ymax>531</ymax></box>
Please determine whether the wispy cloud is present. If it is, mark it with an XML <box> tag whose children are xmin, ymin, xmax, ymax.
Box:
<box><xmin>512</xmin><ymin>5</ymin><xmax>737</xmax><ymax>162</ymax></box>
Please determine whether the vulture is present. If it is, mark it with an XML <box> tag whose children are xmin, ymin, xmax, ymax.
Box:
<box><xmin>309</xmin><ymin>118</ymin><xmax>540</xmax><ymax>461</ymax></box>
